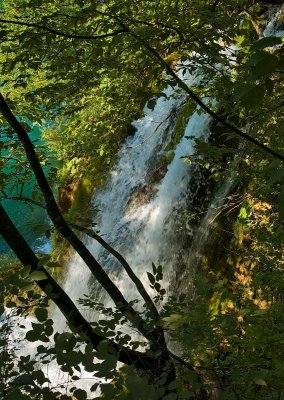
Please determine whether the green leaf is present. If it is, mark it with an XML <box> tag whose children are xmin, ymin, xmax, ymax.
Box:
<box><xmin>251</xmin><ymin>36</ymin><xmax>282</xmax><ymax>50</ymax></box>
<box><xmin>239</xmin><ymin>207</ymin><xmax>247</xmax><ymax>219</ymax></box>
<box><xmin>54</xmin><ymin>332</ymin><xmax>76</xmax><ymax>350</ymax></box>
<box><xmin>254</xmin><ymin>379</ymin><xmax>267</xmax><ymax>386</ymax></box>
<box><xmin>248</xmin><ymin>51</ymin><xmax>278</xmax><ymax>76</ymax></box>
<box><xmin>162</xmin><ymin>313</ymin><xmax>183</xmax><ymax>325</ymax></box>
<box><xmin>46</xmin><ymin>261</ymin><xmax>61</xmax><ymax>268</ymax></box>
<box><xmin>73</xmin><ymin>389</ymin><xmax>87</xmax><ymax>400</ymax></box>
<box><xmin>268</xmin><ymin>168</ymin><xmax>284</xmax><ymax>186</ymax></box>
<box><xmin>35</xmin><ymin>307</ymin><xmax>48</xmax><ymax>322</ymax></box>
<box><xmin>179</xmin><ymin>390</ymin><xmax>195</xmax><ymax>399</ymax></box>
<box><xmin>156</xmin><ymin>272</ymin><xmax>163</xmax><ymax>281</ymax></box>
<box><xmin>90</xmin><ymin>383</ymin><xmax>99</xmax><ymax>392</ymax></box>
<box><xmin>20</xmin><ymin>265</ymin><xmax>31</xmax><ymax>277</ymax></box>
<box><xmin>167</xmin><ymin>380</ymin><xmax>178</xmax><ymax>390</ymax></box>
<box><xmin>42</xmin><ymin>391</ymin><xmax>56</xmax><ymax>400</ymax></box>
<box><xmin>233</xmin><ymin>84</ymin><xmax>265</xmax><ymax>108</ymax></box>
<box><xmin>29</xmin><ymin>271</ymin><xmax>47</xmax><ymax>281</ymax></box>
<box><xmin>26</xmin><ymin>330</ymin><xmax>39</xmax><ymax>342</ymax></box>
<box><xmin>12</xmin><ymin>374</ymin><xmax>32</xmax><ymax>385</ymax></box>
<box><xmin>33</xmin><ymin>369</ymin><xmax>48</xmax><ymax>384</ymax></box>
<box><xmin>233</xmin><ymin>84</ymin><xmax>253</xmax><ymax>100</ymax></box>
<box><xmin>37</xmin><ymin>344</ymin><xmax>48</xmax><ymax>354</ymax></box>
<box><xmin>5</xmin><ymin>388</ymin><xmax>29</xmax><ymax>400</ymax></box>
<box><xmin>38</xmin><ymin>256</ymin><xmax>51</xmax><ymax>267</ymax></box>
<box><xmin>147</xmin><ymin>272</ymin><xmax>155</xmax><ymax>285</ymax></box>
<box><xmin>99</xmin><ymin>146</ymin><xmax>104</xmax><ymax>156</ymax></box>
<box><xmin>265</xmin><ymin>78</ymin><xmax>274</xmax><ymax>94</ymax></box>
<box><xmin>21</xmin><ymin>283</ymin><xmax>35</xmax><ymax>293</ymax></box>
<box><xmin>147</xmin><ymin>98</ymin><xmax>156</xmax><ymax>110</ymax></box>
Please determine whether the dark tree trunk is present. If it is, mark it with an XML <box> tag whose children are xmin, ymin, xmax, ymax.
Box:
<box><xmin>0</xmin><ymin>92</ymin><xmax>166</xmax><ymax>349</ymax></box>
<box><xmin>0</xmin><ymin>203</ymin><xmax>159</xmax><ymax>369</ymax></box>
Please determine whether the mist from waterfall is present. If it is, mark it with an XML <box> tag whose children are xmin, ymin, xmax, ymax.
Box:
<box><xmin>13</xmin><ymin>11</ymin><xmax>284</xmax><ymax>390</ymax></box>
<box><xmin>60</xmin><ymin>74</ymin><xmax>211</xmax><ymax>326</ymax></box>
<box><xmin>33</xmin><ymin>71</ymin><xmax>212</xmax><ymax>390</ymax></box>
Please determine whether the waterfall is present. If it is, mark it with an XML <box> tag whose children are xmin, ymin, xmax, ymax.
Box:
<box><xmin>1</xmin><ymin>4</ymin><xmax>283</xmax><ymax>397</ymax></box>
<box><xmin>12</xmin><ymin>7</ymin><xmax>284</xmax><ymax>391</ymax></box>
<box><xmin>60</xmin><ymin>75</ymin><xmax>211</xmax><ymax>324</ymax></box>
<box><xmin>40</xmin><ymin>72</ymin><xmax>213</xmax><ymax>390</ymax></box>
<box><xmin>9</xmin><ymin>76</ymin><xmax>214</xmax><ymax>389</ymax></box>
<box><xmin>263</xmin><ymin>4</ymin><xmax>284</xmax><ymax>36</ymax></box>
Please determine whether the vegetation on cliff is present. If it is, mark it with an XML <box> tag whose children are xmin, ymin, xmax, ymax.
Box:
<box><xmin>0</xmin><ymin>0</ymin><xmax>283</xmax><ymax>399</ymax></box>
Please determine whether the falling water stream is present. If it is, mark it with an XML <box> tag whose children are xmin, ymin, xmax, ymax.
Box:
<box><xmin>8</xmin><ymin>71</ymin><xmax>214</xmax><ymax>393</ymax></box>
<box><xmin>62</xmin><ymin>4</ymin><xmax>284</xmax><ymax>312</ymax></box>
<box><xmin>8</xmin><ymin>5</ymin><xmax>284</xmax><ymax>393</ymax></box>
<box><xmin>43</xmin><ymin>72</ymin><xmax>214</xmax><ymax>391</ymax></box>
<box><xmin>60</xmin><ymin>75</ymin><xmax>211</xmax><ymax>326</ymax></box>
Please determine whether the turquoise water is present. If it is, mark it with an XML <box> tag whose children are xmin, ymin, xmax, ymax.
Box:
<box><xmin>0</xmin><ymin>125</ymin><xmax>51</xmax><ymax>254</ymax></box>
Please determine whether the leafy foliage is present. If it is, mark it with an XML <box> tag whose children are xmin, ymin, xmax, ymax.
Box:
<box><xmin>0</xmin><ymin>0</ymin><xmax>284</xmax><ymax>399</ymax></box>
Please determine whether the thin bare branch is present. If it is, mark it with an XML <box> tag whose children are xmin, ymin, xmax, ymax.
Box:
<box><xmin>0</xmin><ymin>18</ymin><xmax>127</xmax><ymax>40</ymax></box>
<box><xmin>70</xmin><ymin>223</ymin><xmax>160</xmax><ymax>320</ymax></box>
<box><xmin>0</xmin><ymin>92</ymin><xmax>165</xmax><ymax>348</ymax></box>
<box><xmin>129</xmin><ymin>30</ymin><xmax>284</xmax><ymax>162</ymax></box>
<box><xmin>0</xmin><ymin>192</ymin><xmax>45</xmax><ymax>208</ymax></box>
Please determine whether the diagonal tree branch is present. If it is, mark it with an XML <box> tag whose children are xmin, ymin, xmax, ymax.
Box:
<box><xmin>128</xmin><ymin>30</ymin><xmax>284</xmax><ymax>162</ymax></box>
<box><xmin>0</xmin><ymin>202</ymin><xmax>157</xmax><ymax>370</ymax></box>
<box><xmin>0</xmin><ymin>190</ymin><xmax>159</xmax><ymax>323</ymax></box>
<box><xmin>0</xmin><ymin>18</ymin><xmax>127</xmax><ymax>40</ymax></box>
<box><xmin>70</xmin><ymin>223</ymin><xmax>160</xmax><ymax>320</ymax></box>
<box><xmin>0</xmin><ymin>190</ymin><xmax>160</xmax><ymax>319</ymax></box>
<box><xmin>0</xmin><ymin>92</ymin><xmax>165</xmax><ymax>348</ymax></box>
<box><xmin>120</xmin><ymin>15</ymin><xmax>185</xmax><ymax>42</ymax></box>
<box><xmin>0</xmin><ymin>192</ymin><xmax>45</xmax><ymax>208</ymax></box>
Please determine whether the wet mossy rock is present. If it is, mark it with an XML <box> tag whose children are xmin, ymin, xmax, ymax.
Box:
<box><xmin>58</xmin><ymin>181</ymin><xmax>79</xmax><ymax>214</ymax></box>
<box><xmin>58</xmin><ymin>178</ymin><xmax>93</xmax><ymax>215</ymax></box>
<box><xmin>50</xmin><ymin>177</ymin><xmax>93</xmax><ymax>273</ymax></box>
<box><xmin>71</xmin><ymin>178</ymin><xmax>93</xmax><ymax>214</ymax></box>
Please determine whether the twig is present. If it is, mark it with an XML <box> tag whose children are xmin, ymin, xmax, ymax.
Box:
<box><xmin>0</xmin><ymin>18</ymin><xmax>127</xmax><ymax>40</ymax></box>
<box><xmin>70</xmin><ymin>222</ymin><xmax>160</xmax><ymax>321</ymax></box>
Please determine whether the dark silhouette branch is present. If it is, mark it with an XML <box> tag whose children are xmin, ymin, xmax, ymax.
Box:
<box><xmin>0</xmin><ymin>92</ymin><xmax>165</xmax><ymax>348</ymax></box>
<box><xmin>121</xmin><ymin>15</ymin><xmax>185</xmax><ymax>42</ymax></box>
<box><xmin>0</xmin><ymin>191</ymin><xmax>159</xmax><ymax>322</ymax></box>
<box><xmin>70</xmin><ymin>223</ymin><xmax>160</xmax><ymax>321</ymax></box>
<box><xmin>129</xmin><ymin>30</ymin><xmax>284</xmax><ymax>162</ymax></box>
<box><xmin>0</xmin><ymin>192</ymin><xmax>161</xmax><ymax>321</ymax></box>
<box><xmin>0</xmin><ymin>18</ymin><xmax>127</xmax><ymax>40</ymax></box>
<box><xmin>0</xmin><ymin>192</ymin><xmax>45</xmax><ymax>208</ymax></box>
<box><xmin>0</xmin><ymin>202</ymin><xmax>157</xmax><ymax>370</ymax></box>
<box><xmin>0</xmin><ymin>195</ymin><xmax>160</xmax><ymax>319</ymax></box>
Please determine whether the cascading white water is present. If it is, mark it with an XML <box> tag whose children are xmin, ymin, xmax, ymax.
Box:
<box><xmin>4</xmin><ymin>5</ymin><xmax>283</xmax><ymax>396</ymax></box>
<box><xmin>263</xmin><ymin>4</ymin><xmax>284</xmax><ymax>36</ymax></box>
<box><xmin>54</xmin><ymin>3</ymin><xmax>284</xmax><ymax>328</ymax></box>
<box><xmin>10</xmin><ymin>76</ymin><xmax>212</xmax><ymax>389</ymax></box>
<box><xmin>60</xmin><ymin>75</ymin><xmax>211</xmax><ymax>325</ymax></box>
<box><xmin>46</xmin><ymin>72</ymin><xmax>213</xmax><ymax>390</ymax></box>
